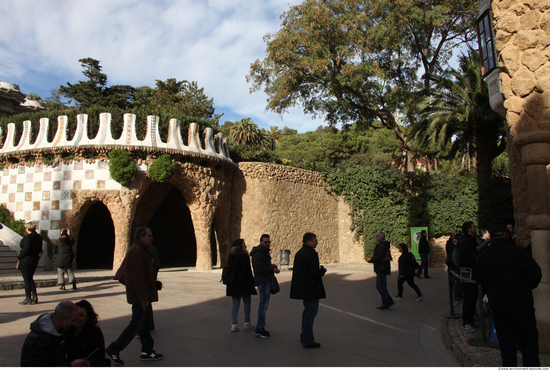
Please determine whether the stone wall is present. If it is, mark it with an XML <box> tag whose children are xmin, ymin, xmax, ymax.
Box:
<box><xmin>492</xmin><ymin>0</ymin><xmax>550</xmax><ymax>352</ymax></box>
<box><xmin>232</xmin><ymin>162</ymin><xmax>365</xmax><ymax>266</ymax></box>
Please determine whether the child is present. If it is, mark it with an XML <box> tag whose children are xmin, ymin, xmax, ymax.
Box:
<box><xmin>394</xmin><ymin>243</ymin><xmax>424</xmax><ymax>301</ymax></box>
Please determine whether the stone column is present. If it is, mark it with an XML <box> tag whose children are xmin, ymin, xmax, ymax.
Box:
<box><xmin>189</xmin><ymin>204</ymin><xmax>215</xmax><ymax>270</ymax></box>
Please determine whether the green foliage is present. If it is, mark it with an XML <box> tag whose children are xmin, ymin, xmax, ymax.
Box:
<box><xmin>326</xmin><ymin>161</ymin><xmax>513</xmax><ymax>258</ymax></box>
<box><xmin>229</xmin><ymin>144</ymin><xmax>281</xmax><ymax>164</ymax></box>
<box><xmin>108</xmin><ymin>149</ymin><xmax>136</xmax><ymax>185</ymax></box>
<box><xmin>148</xmin><ymin>154</ymin><xmax>176</xmax><ymax>182</ymax></box>
<box><xmin>26</xmin><ymin>93</ymin><xmax>42</xmax><ymax>102</ymax></box>
<box><xmin>0</xmin><ymin>205</ymin><xmax>26</xmax><ymax>236</ymax></box>
<box><xmin>492</xmin><ymin>151</ymin><xmax>510</xmax><ymax>178</ymax></box>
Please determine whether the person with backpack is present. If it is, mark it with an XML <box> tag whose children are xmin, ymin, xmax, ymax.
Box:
<box><xmin>225</xmin><ymin>239</ymin><xmax>257</xmax><ymax>332</ymax></box>
<box><xmin>393</xmin><ymin>243</ymin><xmax>423</xmax><ymax>301</ymax></box>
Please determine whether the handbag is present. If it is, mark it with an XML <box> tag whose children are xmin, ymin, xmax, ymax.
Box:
<box><xmin>113</xmin><ymin>258</ymin><xmax>126</xmax><ymax>285</ymax></box>
<box><xmin>379</xmin><ymin>249</ymin><xmax>392</xmax><ymax>263</ymax></box>
<box><xmin>270</xmin><ymin>274</ymin><xmax>280</xmax><ymax>294</ymax></box>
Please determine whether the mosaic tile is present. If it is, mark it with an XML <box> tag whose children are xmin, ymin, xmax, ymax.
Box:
<box><xmin>25</xmin><ymin>211</ymin><xmax>31</xmax><ymax>220</ymax></box>
<box><xmin>74</xmin><ymin>161</ymin><xmax>83</xmax><ymax>170</ymax></box>
<box><xmin>25</xmin><ymin>192</ymin><xmax>32</xmax><ymax>201</ymax></box>
<box><xmin>35</xmin><ymin>164</ymin><xmax>43</xmax><ymax>173</ymax></box>
<box><xmin>9</xmin><ymin>193</ymin><xmax>15</xmax><ymax>202</ymax></box>
<box><xmin>17</xmin><ymin>183</ymin><xmax>23</xmax><ymax>192</ymax></box>
<box><xmin>85</xmin><ymin>170</ymin><xmax>94</xmax><ymax>180</ymax></box>
<box><xmin>18</xmin><ymin>166</ymin><xmax>25</xmax><ymax>174</ymax></box>
<box><xmin>16</xmin><ymin>202</ymin><xmax>23</xmax><ymax>211</ymax></box>
<box><xmin>98</xmin><ymin>161</ymin><xmax>108</xmax><ymax>170</ymax></box>
<box><xmin>50</xmin><ymin>220</ymin><xmax>59</xmax><ymax>230</ymax></box>
<box><xmin>51</xmin><ymin>200</ymin><xmax>59</xmax><ymax>210</ymax></box>
<box><xmin>2</xmin><ymin>185</ymin><xmax>7</xmax><ymax>194</ymax></box>
<box><xmin>44</xmin><ymin>172</ymin><xmax>52</xmax><ymax>181</ymax></box>
<box><xmin>53</xmin><ymin>181</ymin><xmax>61</xmax><ymax>190</ymax></box>
<box><xmin>1</xmin><ymin>203</ymin><xmax>7</xmax><ymax>209</ymax></box>
<box><xmin>33</xmin><ymin>201</ymin><xmax>40</xmax><ymax>211</ymax></box>
<box><xmin>97</xmin><ymin>180</ymin><xmax>105</xmax><ymax>189</ymax></box>
<box><xmin>3</xmin><ymin>168</ymin><xmax>8</xmax><ymax>176</ymax></box>
<box><xmin>10</xmin><ymin>175</ymin><xmax>16</xmax><ymax>184</ymax></box>
<box><xmin>63</xmin><ymin>171</ymin><xmax>71</xmax><ymax>180</ymax></box>
<box><xmin>34</xmin><ymin>182</ymin><xmax>41</xmax><ymax>191</ymax></box>
<box><xmin>54</xmin><ymin>163</ymin><xmax>62</xmax><ymax>171</ymax></box>
<box><xmin>62</xmin><ymin>191</ymin><xmax>71</xmax><ymax>200</ymax></box>
<box><xmin>73</xmin><ymin>180</ymin><xmax>81</xmax><ymax>190</ymax></box>
<box><xmin>26</xmin><ymin>173</ymin><xmax>33</xmax><ymax>183</ymax></box>
<box><xmin>42</xmin><ymin>191</ymin><xmax>50</xmax><ymax>201</ymax></box>
<box><xmin>42</xmin><ymin>210</ymin><xmax>49</xmax><ymax>220</ymax></box>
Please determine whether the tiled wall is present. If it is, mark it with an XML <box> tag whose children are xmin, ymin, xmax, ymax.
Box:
<box><xmin>0</xmin><ymin>160</ymin><xmax>146</xmax><ymax>239</ymax></box>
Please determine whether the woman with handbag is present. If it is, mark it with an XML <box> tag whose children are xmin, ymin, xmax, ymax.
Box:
<box><xmin>226</xmin><ymin>239</ymin><xmax>257</xmax><ymax>332</ymax></box>
<box><xmin>54</xmin><ymin>229</ymin><xmax>77</xmax><ymax>290</ymax></box>
<box><xmin>17</xmin><ymin>221</ymin><xmax>43</xmax><ymax>305</ymax></box>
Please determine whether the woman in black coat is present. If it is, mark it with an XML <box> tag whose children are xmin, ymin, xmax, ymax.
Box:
<box><xmin>226</xmin><ymin>239</ymin><xmax>257</xmax><ymax>332</ymax></box>
<box><xmin>394</xmin><ymin>243</ymin><xmax>423</xmax><ymax>301</ymax></box>
<box><xmin>65</xmin><ymin>300</ymin><xmax>110</xmax><ymax>367</ymax></box>
<box><xmin>54</xmin><ymin>229</ymin><xmax>77</xmax><ymax>290</ymax></box>
<box><xmin>17</xmin><ymin>221</ymin><xmax>43</xmax><ymax>305</ymax></box>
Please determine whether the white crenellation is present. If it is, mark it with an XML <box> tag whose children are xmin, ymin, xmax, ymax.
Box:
<box><xmin>0</xmin><ymin>113</ymin><xmax>231</xmax><ymax>162</ymax></box>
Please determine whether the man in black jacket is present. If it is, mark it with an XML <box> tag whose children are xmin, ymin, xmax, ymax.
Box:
<box><xmin>250</xmin><ymin>234</ymin><xmax>279</xmax><ymax>339</ymax></box>
<box><xmin>415</xmin><ymin>230</ymin><xmax>431</xmax><ymax>278</ymax></box>
<box><xmin>476</xmin><ymin>225</ymin><xmax>542</xmax><ymax>367</ymax></box>
<box><xmin>290</xmin><ymin>232</ymin><xmax>327</xmax><ymax>349</ymax></box>
<box><xmin>367</xmin><ymin>231</ymin><xmax>394</xmax><ymax>309</ymax></box>
<box><xmin>20</xmin><ymin>301</ymin><xmax>89</xmax><ymax>367</ymax></box>
<box><xmin>458</xmin><ymin>221</ymin><xmax>478</xmax><ymax>331</ymax></box>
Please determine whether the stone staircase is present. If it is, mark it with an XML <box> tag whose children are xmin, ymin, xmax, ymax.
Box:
<box><xmin>0</xmin><ymin>245</ymin><xmax>45</xmax><ymax>275</ymax></box>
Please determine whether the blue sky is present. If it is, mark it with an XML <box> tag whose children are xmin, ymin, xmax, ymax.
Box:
<box><xmin>0</xmin><ymin>0</ymin><xmax>325</xmax><ymax>133</ymax></box>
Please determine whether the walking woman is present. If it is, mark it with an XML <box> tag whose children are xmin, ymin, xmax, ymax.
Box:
<box><xmin>226</xmin><ymin>239</ymin><xmax>257</xmax><ymax>332</ymax></box>
<box><xmin>394</xmin><ymin>243</ymin><xmax>424</xmax><ymax>301</ymax></box>
<box><xmin>17</xmin><ymin>221</ymin><xmax>43</xmax><ymax>305</ymax></box>
<box><xmin>54</xmin><ymin>229</ymin><xmax>77</xmax><ymax>290</ymax></box>
<box><xmin>65</xmin><ymin>300</ymin><xmax>110</xmax><ymax>366</ymax></box>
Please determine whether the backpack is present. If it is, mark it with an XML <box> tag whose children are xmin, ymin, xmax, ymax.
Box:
<box><xmin>221</xmin><ymin>263</ymin><xmax>235</xmax><ymax>285</ymax></box>
<box><xmin>114</xmin><ymin>258</ymin><xmax>126</xmax><ymax>285</ymax></box>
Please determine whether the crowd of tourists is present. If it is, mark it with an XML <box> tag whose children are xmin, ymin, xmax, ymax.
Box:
<box><xmin>17</xmin><ymin>221</ymin><xmax>542</xmax><ymax>367</ymax></box>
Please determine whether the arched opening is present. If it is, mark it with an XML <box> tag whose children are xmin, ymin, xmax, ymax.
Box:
<box><xmin>137</xmin><ymin>186</ymin><xmax>197</xmax><ymax>267</ymax></box>
<box><xmin>77</xmin><ymin>202</ymin><xmax>115</xmax><ymax>269</ymax></box>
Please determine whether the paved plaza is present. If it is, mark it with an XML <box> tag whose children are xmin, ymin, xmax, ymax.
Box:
<box><xmin>0</xmin><ymin>265</ymin><xmax>547</xmax><ymax>367</ymax></box>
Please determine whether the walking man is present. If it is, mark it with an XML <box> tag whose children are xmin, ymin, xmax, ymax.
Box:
<box><xmin>105</xmin><ymin>227</ymin><xmax>163</xmax><ymax>366</ymax></box>
<box><xmin>458</xmin><ymin>221</ymin><xmax>478</xmax><ymax>332</ymax></box>
<box><xmin>415</xmin><ymin>230</ymin><xmax>431</xmax><ymax>278</ymax></box>
<box><xmin>250</xmin><ymin>234</ymin><xmax>279</xmax><ymax>338</ymax></box>
<box><xmin>476</xmin><ymin>225</ymin><xmax>542</xmax><ymax>367</ymax></box>
<box><xmin>290</xmin><ymin>232</ymin><xmax>327</xmax><ymax>349</ymax></box>
<box><xmin>367</xmin><ymin>231</ymin><xmax>394</xmax><ymax>309</ymax></box>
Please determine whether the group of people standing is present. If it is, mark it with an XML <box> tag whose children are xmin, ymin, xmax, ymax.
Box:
<box><xmin>225</xmin><ymin>233</ymin><xmax>327</xmax><ymax>348</ymax></box>
<box><xmin>17</xmin><ymin>221</ymin><xmax>78</xmax><ymax>306</ymax></box>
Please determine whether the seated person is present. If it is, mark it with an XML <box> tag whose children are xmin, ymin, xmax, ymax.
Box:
<box><xmin>64</xmin><ymin>300</ymin><xmax>110</xmax><ymax>367</ymax></box>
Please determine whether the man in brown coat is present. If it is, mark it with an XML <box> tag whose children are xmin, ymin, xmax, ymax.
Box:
<box><xmin>105</xmin><ymin>227</ymin><xmax>163</xmax><ymax>366</ymax></box>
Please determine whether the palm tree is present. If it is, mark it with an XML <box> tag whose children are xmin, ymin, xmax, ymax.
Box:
<box><xmin>412</xmin><ymin>52</ymin><xmax>505</xmax><ymax>178</ymax></box>
<box><xmin>264</xmin><ymin>126</ymin><xmax>283</xmax><ymax>150</ymax></box>
<box><xmin>230</xmin><ymin>118</ymin><xmax>262</xmax><ymax>145</ymax></box>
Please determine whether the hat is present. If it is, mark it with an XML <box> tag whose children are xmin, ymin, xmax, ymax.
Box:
<box><xmin>489</xmin><ymin>225</ymin><xmax>508</xmax><ymax>238</ymax></box>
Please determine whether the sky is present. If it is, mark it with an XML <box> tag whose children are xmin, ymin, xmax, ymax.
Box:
<box><xmin>0</xmin><ymin>0</ymin><xmax>326</xmax><ymax>133</ymax></box>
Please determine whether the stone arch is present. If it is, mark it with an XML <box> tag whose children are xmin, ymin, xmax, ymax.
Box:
<box><xmin>75</xmin><ymin>201</ymin><xmax>115</xmax><ymax>269</ymax></box>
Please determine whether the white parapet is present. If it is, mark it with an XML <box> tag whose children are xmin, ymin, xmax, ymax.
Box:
<box><xmin>0</xmin><ymin>113</ymin><xmax>232</xmax><ymax>162</ymax></box>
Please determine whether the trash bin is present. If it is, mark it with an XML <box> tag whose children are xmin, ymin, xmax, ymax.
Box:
<box><xmin>280</xmin><ymin>250</ymin><xmax>290</xmax><ymax>270</ymax></box>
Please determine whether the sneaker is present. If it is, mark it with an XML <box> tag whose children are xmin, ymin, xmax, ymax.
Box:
<box><xmin>462</xmin><ymin>324</ymin><xmax>475</xmax><ymax>332</ymax></box>
<box><xmin>231</xmin><ymin>323</ymin><xmax>240</xmax><ymax>332</ymax></box>
<box><xmin>254</xmin><ymin>328</ymin><xmax>270</xmax><ymax>338</ymax></box>
<box><xmin>105</xmin><ymin>351</ymin><xmax>124</xmax><ymax>366</ymax></box>
<box><xmin>393</xmin><ymin>295</ymin><xmax>403</xmax><ymax>300</ymax></box>
<box><xmin>303</xmin><ymin>341</ymin><xmax>321</xmax><ymax>348</ymax></box>
<box><xmin>243</xmin><ymin>322</ymin><xmax>255</xmax><ymax>329</ymax></box>
<box><xmin>140</xmin><ymin>351</ymin><xmax>163</xmax><ymax>361</ymax></box>
<box><xmin>416</xmin><ymin>295</ymin><xmax>424</xmax><ymax>301</ymax></box>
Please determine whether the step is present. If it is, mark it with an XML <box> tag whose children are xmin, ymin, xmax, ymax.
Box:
<box><xmin>0</xmin><ymin>245</ymin><xmax>16</xmax><ymax>252</ymax></box>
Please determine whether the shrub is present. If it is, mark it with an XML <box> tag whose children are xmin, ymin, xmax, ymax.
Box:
<box><xmin>108</xmin><ymin>149</ymin><xmax>136</xmax><ymax>185</ymax></box>
<box><xmin>0</xmin><ymin>205</ymin><xmax>26</xmax><ymax>236</ymax></box>
<box><xmin>148</xmin><ymin>154</ymin><xmax>176</xmax><ymax>182</ymax></box>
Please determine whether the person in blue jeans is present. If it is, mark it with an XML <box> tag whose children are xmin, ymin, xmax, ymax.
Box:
<box><xmin>250</xmin><ymin>234</ymin><xmax>279</xmax><ymax>338</ymax></box>
<box><xmin>290</xmin><ymin>232</ymin><xmax>327</xmax><ymax>348</ymax></box>
<box><xmin>367</xmin><ymin>231</ymin><xmax>394</xmax><ymax>309</ymax></box>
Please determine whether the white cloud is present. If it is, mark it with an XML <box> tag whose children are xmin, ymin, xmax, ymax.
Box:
<box><xmin>0</xmin><ymin>0</ymin><xmax>326</xmax><ymax>132</ymax></box>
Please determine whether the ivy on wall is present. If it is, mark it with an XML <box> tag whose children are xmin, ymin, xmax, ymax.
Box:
<box><xmin>148</xmin><ymin>154</ymin><xmax>175</xmax><ymax>182</ymax></box>
<box><xmin>108</xmin><ymin>149</ymin><xmax>137</xmax><ymax>186</ymax></box>
<box><xmin>326</xmin><ymin>160</ymin><xmax>513</xmax><ymax>259</ymax></box>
